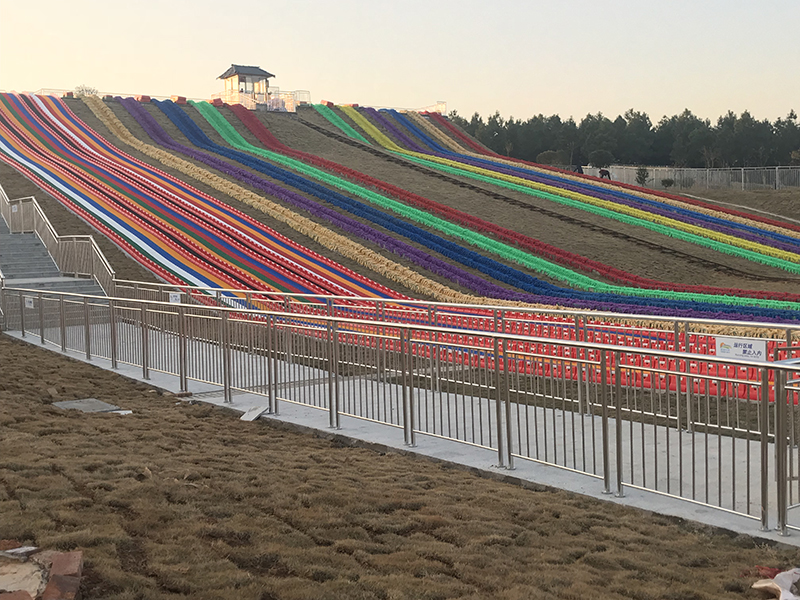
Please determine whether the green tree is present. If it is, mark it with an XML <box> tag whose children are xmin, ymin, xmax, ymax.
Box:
<box><xmin>617</xmin><ymin>109</ymin><xmax>654</xmax><ymax>165</ymax></box>
<box><xmin>536</xmin><ymin>150</ymin><xmax>567</xmax><ymax>165</ymax></box>
<box><xmin>588</xmin><ymin>149</ymin><xmax>615</xmax><ymax>168</ymax></box>
<box><xmin>635</xmin><ymin>166</ymin><xmax>650</xmax><ymax>187</ymax></box>
<box><xmin>557</xmin><ymin>118</ymin><xmax>580</xmax><ymax>166</ymax></box>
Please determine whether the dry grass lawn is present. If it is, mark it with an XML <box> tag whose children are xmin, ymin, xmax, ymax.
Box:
<box><xmin>1</xmin><ymin>334</ymin><xmax>799</xmax><ymax>600</ymax></box>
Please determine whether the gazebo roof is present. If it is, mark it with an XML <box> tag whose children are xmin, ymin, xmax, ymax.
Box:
<box><xmin>217</xmin><ymin>64</ymin><xmax>275</xmax><ymax>80</ymax></box>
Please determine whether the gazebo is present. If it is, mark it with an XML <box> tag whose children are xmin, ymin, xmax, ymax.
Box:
<box><xmin>216</xmin><ymin>64</ymin><xmax>275</xmax><ymax>108</ymax></box>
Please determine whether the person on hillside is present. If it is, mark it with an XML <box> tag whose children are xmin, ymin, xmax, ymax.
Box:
<box><xmin>599</xmin><ymin>168</ymin><xmax>611</xmax><ymax>180</ymax></box>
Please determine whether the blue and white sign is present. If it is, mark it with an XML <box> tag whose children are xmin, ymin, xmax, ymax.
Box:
<box><xmin>715</xmin><ymin>336</ymin><xmax>767</xmax><ymax>362</ymax></box>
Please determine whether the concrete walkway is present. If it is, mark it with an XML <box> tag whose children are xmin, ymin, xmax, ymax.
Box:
<box><xmin>4</xmin><ymin>328</ymin><xmax>800</xmax><ymax>547</ymax></box>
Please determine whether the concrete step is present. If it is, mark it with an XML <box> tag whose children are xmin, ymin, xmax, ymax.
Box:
<box><xmin>0</xmin><ymin>257</ymin><xmax>58</xmax><ymax>266</ymax></box>
<box><xmin>4</xmin><ymin>276</ymin><xmax>106</xmax><ymax>296</ymax></box>
<box><xmin>0</xmin><ymin>250</ymin><xmax>52</xmax><ymax>259</ymax></box>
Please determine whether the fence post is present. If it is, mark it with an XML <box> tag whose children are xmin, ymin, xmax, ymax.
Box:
<box><xmin>400</xmin><ymin>328</ymin><xmax>415</xmax><ymax>446</ymax></box>
<box><xmin>776</xmin><ymin>166</ymin><xmax>780</xmax><ymax>190</ymax></box>
<box><xmin>38</xmin><ymin>291</ymin><xmax>45</xmax><ymax>345</ymax></box>
<box><xmin>59</xmin><ymin>295</ymin><xmax>66</xmax><ymax>352</ymax></box>
<box><xmin>19</xmin><ymin>292</ymin><xmax>25</xmax><ymax>337</ymax></box>
<box><xmin>741</xmin><ymin>168</ymin><xmax>745</xmax><ymax>191</ymax></box>
<box><xmin>266</xmin><ymin>315</ymin><xmax>278</xmax><ymax>415</ymax></box>
<box><xmin>760</xmin><ymin>366</ymin><xmax>771</xmax><ymax>531</ymax></box>
<box><xmin>109</xmin><ymin>298</ymin><xmax>118</xmax><ymax>369</ymax></box>
<box><xmin>614</xmin><ymin>351</ymin><xmax>624</xmax><ymax>497</ymax></box>
<box><xmin>140</xmin><ymin>304</ymin><xmax>150</xmax><ymax>380</ymax></box>
<box><xmin>503</xmin><ymin>338</ymin><xmax>514</xmax><ymax>470</ymax></box>
<box><xmin>775</xmin><ymin>369</ymin><xmax>788</xmax><ymax>535</ymax></box>
<box><xmin>327</xmin><ymin>320</ymin><xmax>340</xmax><ymax>429</ymax></box>
<box><xmin>178</xmin><ymin>305</ymin><xmax>187</xmax><ymax>391</ymax></box>
<box><xmin>494</xmin><ymin>336</ymin><xmax>505</xmax><ymax>467</ymax></box>
<box><xmin>221</xmin><ymin>311</ymin><xmax>232</xmax><ymax>404</ymax></box>
<box><xmin>601</xmin><ymin>350</ymin><xmax>611</xmax><ymax>494</ymax></box>
<box><xmin>0</xmin><ymin>287</ymin><xmax>6</xmax><ymax>332</ymax></box>
<box><xmin>83</xmin><ymin>297</ymin><xmax>91</xmax><ymax>360</ymax></box>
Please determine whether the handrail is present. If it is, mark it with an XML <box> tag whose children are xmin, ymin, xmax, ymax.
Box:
<box><xmin>0</xmin><ymin>284</ymin><xmax>787</xmax><ymax>371</ymax></box>
<box><xmin>110</xmin><ymin>278</ymin><xmax>800</xmax><ymax>339</ymax></box>
<box><xmin>0</xmin><ymin>183</ymin><xmax>116</xmax><ymax>293</ymax></box>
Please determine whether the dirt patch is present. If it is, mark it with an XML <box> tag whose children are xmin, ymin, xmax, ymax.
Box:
<box><xmin>1</xmin><ymin>333</ymin><xmax>799</xmax><ymax>599</ymax></box>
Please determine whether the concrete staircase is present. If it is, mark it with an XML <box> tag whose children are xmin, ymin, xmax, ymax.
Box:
<box><xmin>0</xmin><ymin>217</ymin><xmax>106</xmax><ymax>296</ymax></box>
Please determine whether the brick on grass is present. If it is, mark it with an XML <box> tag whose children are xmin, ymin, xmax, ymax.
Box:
<box><xmin>49</xmin><ymin>551</ymin><xmax>83</xmax><ymax>579</ymax></box>
<box><xmin>41</xmin><ymin>574</ymin><xmax>80</xmax><ymax>600</ymax></box>
<box><xmin>0</xmin><ymin>540</ymin><xmax>21</xmax><ymax>551</ymax></box>
<box><xmin>0</xmin><ymin>591</ymin><xmax>34</xmax><ymax>600</ymax></box>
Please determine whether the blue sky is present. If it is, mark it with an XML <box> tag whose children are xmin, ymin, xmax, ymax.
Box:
<box><xmin>1</xmin><ymin>0</ymin><xmax>797</xmax><ymax>122</ymax></box>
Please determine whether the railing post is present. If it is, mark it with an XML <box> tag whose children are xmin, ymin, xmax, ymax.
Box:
<box><xmin>503</xmin><ymin>338</ymin><xmax>514</xmax><ymax>470</ymax></box>
<box><xmin>140</xmin><ymin>304</ymin><xmax>150</xmax><ymax>380</ymax></box>
<box><xmin>0</xmin><ymin>286</ymin><xmax>6</xmax><ymax>332</ymax></box>
<box><xmin>178</xmin><ymin>305</ymin><xmax>187</xmax><ymax>391</ymax></box>
<box><xmin>19</xmin><ymin>292</ymin><xmax>25</xmax><ymax>337</ymax></box>
<box><xmin>59</xmin><ymin>295</ymin><xmax>66</xmax><ymax>352</ymax></box>
<box><xmin>221</xmin><ymin>311</ymin><xmax>232</xmax><ymax>404</ymax></box>
<box><xmin>614</xmin><ymin>351</ymin><xmax>624</xmax><ymax>497</ymax></box>
<box><xmin>83</xmin><ymin>296</ymin><xmax>91</xmax><ymax>360</ymax></box>
<box><xmin>776</xmin><ymin>369</ymin><xmax>788</xmax><ymax>535</ymax></box>
<box><xmin>400</xmin><ymin>328</ymin><xmax>415</xmax><ymax>446</ymax></box>
<box><xmin>601</xmin><ymin>350</ymin><xmax>611</xmax><ymax>494</ymax></box>
<box><xmin>494</xmin><ymin>336</ymin><xmax>505</xmax><ymax>467</ymax></box>
<box><xmin>109</xmin><ymin>298</ymin><xmax>118</xmax><ymax>369</ymax></box>
<box><xmin>327</xmin><ymin>320</ymin><xmax>340</xmax><ymax>429</ymax></box>
<box><xmin>760</xmin><ymin>366</ymin><xmax>771</xmax><ymax>531</ymax></box>
<box><xmin>38</xmin><ymin>291</ymin><xmax>45</xmax><ymax>344</ymax></box>
<box><xmin>268</xmin><ymin>315</ymin><xmax>279</xmax><ymax>415</ymax></box>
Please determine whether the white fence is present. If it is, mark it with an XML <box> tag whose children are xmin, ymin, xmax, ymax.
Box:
<box><xmin>584</xmin><ymin>166</ymin><xmax>800</xmax><ymax>191</ymax></box>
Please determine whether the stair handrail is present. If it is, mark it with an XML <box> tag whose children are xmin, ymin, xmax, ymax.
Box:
<box><xmin>0</xmin><ymin>183</ymin><xmax>115</xmax><ymax>293</ymax></box>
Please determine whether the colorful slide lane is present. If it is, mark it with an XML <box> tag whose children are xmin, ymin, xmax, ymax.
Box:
<box><xmin>329</xmin><ymin>105</ymin><xmax>800</xmax><ymax>275</ymax></box>
<box><xmin>147</xmin><ymin>99</ymin><xmax>800</xmax><ymax>322</ymax></box>
<box><xmin>424</xmin><ymin>109</ymin><xmax>800</xmax><ymax>238</ymax></box>
<box><xmin>0</xmin><ymin>93</ymin><xmax>405</xmax><ymax>303</ymax></box>
<box><xmin>389</xmin><ymin>109</ymin><xmax>800</xmax><ymax>251</ymax></box>
<box><xmin>114</xmin><ymin>98</ymin><xmax>800</xmax><ymax>322</ymax></box>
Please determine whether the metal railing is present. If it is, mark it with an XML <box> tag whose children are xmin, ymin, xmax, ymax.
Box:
<box><xmin>3</xmin><ymin>284</ymin><xmax>800</xmax><ymax>534</ymax></box>
<box><xmin>209</xmin><ymin>89</ymin><xmax>313</xmax><ymax>112</ymax></box>
<box><xmin>584</xmin><ymin>165</ymin><xmax>800</xmax><ymax>191</ymax></box>
<box><xmin>110</xmin><ymin>279</ymin><xmax>799</xmax><ymax>357</ymax></box>
<box><xmin>0</xmin><ymin>185</ymin><xmax>115</xmax><ymax>293</ymax></box>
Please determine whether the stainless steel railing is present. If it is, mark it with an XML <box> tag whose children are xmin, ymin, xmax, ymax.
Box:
<box><xmin>3</xmin><ymin>284</ymin><xmax>799</xmax><ymax>534</ymax></box>
<box><xmin>0</xmin><ymin>185</ymin><xmax>116</xmax><ymax>293</ymax></box>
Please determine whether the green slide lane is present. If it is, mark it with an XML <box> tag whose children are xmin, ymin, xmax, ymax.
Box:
<box><xmin>312</xmin><ymin>104</ymin><xmax>370</xmax><ymax>143</ymax></box>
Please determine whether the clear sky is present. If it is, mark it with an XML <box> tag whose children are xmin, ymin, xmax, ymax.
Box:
<box><xmin>1</xmin><ymin>0</ymin><xmax>797</xmax><ymax>123</ymax></box>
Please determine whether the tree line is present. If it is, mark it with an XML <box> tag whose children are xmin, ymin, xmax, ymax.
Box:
<box><xmin>448</xmin><ymin>108</ymin><xmax>800</xmax><ymax>168</ymax></box>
